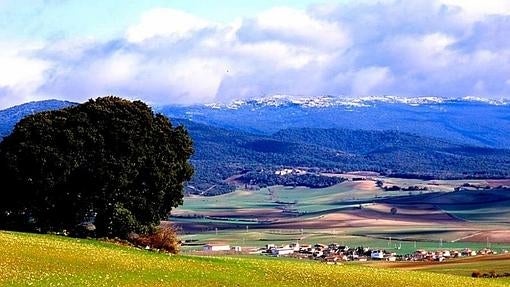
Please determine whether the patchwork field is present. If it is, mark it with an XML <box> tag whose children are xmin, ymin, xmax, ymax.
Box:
<box><xmin>172</xmin><ymin>177</ymin><xmax>510</xmax><ymax>253</ymax></box>
<box><xmin>1</xmin><ymin>231</ymin><xmax>508</xmax><ymax>287</ymax></box>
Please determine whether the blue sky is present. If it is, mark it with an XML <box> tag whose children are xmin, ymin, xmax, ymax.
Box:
<box><xmin>0</xmin><ymin>0</ymin><xmax>510</xmax><ymax>108</ymax></box>
<box><xmin>0</xmin><ymin>0</ymin><xmax>339</xmax><ymax>40</ymax></box>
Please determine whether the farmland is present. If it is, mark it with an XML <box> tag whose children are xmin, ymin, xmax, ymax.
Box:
<box><xmin>0</xmin><ymin>231</ymin><xmax>507</xmax><ymax>287</ymax></box>
<box><xmin>172</xmin><ymin>176</ymin><xmax>510</xmax><ymax>253</ymax></box>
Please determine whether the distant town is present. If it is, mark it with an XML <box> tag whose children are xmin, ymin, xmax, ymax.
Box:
<box><xmin>201</xmin><ymin>242</ymin><xmax>507</xmax><ymax>264</ymax></box>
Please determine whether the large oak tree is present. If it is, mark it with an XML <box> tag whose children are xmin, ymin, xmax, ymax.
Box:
<box><xmin>0</xmin><ymin>97</ymin><xmax>193</xmax><ymax>238</ymax></box>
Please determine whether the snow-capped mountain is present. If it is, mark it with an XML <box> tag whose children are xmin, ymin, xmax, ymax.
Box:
<box><xmin>202</xmin><ymin>95</ymin><xmax>508</xmax><ymax>109</ymax></box>
<box><xmin>159</xmin><ymin>95</ymin><xmax>510</xmax><ymax>149</ymax></box>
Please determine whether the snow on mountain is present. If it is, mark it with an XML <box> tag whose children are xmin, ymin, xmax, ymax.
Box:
<box><xmin>461</xmin><ymin>96</ymin><xmax>509</xmax><ymax>106</ymax></box>
<box><xmin>203</xmin><ymin>95</ymin><xmax>508</xmax><ymax>109</ymax></box>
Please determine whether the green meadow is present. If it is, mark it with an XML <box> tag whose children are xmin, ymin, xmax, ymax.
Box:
<box><xmin>1</xmin><ymin>231</ymin><xmax>507</xmax><ymax>287</ymax></box>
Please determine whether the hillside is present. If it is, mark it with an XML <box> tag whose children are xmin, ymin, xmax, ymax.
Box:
<box><xmin>0</xmin><ymin>100</ymin><xmax>75</xmax><ymax>140</ymax></box>
<box><xmin>182</xmin><ymin>120</ymin><xmax>510</xmax><ymax>194</ymax></box>
<box><xmin>0</xmin><ymin>231</ymin><xmax>505</xmax><ymax>287</ymax></box>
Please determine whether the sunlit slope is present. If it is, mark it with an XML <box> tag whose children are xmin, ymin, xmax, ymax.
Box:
<box><xmin>0</xmin><ymin>231</ymin><xmax>506</xmax><ymax>287</ymax></box>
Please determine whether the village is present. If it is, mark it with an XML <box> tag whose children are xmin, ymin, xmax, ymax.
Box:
<box><xmin>202</xmin><ymin>242</ymin><xmax>505</xmax><ymax>264</ymax></box>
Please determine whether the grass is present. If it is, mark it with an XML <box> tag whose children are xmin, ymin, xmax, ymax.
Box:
<box><xmin>178</xmin><ymin>182</ymin><xmax>389</xmax><ymax>215</ymax></box>
<box><xmin>1</xmin><ymin>231</ymin><xmax>508</xmax><ymax>287</ymax></box>
<box><xmin>425</xmin><ymin>260</ymin><xmax>510</xmax><ymax>282</ymax></box>
<box><xmin>381</xmin><ymin>255</ymin><xmax>510</xmax><ymax>284</ymax></box>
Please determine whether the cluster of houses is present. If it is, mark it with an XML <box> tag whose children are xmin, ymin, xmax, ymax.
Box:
<box><xmin>274</xmin><ymin>168</ymin><xmax>307</xmax><ymax>176</ymax></box>
<box><xmin>257</xmin><ymin>243</ymin><xmax>396</xmax><ymax>262</ymax></box>
<box><xmin>405</xmin><ymin>248</ymin><xmax>500</xmax><ymax>262</ymax></box>
<box><xmin>202</xmin><ymin>242</ymin><xmax>504</xmax><ymax>264</ymax></box>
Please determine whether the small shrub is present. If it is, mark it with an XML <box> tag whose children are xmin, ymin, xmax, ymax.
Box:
<box><xmin>471</xmin><ymin>271</ymin><xmax>481</xmax><ymax>278</ymax></box>
<box><xmin>133</xmin><ymin>225</ymin><xmax>181</xmax><ymax>254</ymax></box>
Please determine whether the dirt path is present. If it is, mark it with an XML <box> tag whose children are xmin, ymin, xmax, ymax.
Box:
<box><xmin>451</xmin><ymin>231</ymin><xmax>485</xmax><ymax>242</ymax></box>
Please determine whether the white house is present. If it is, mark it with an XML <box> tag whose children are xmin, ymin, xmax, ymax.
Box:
<box><xmin>371</xmin><ymin>250</ymin><xmax>385</xmax><ymax>260</ymax></box>
<box><xmin>203</xmin><ymin>244</ymin><xmax>230</xmax><ymax>252</ymax></box>
<box><xmin>272</xmin><ymin>248</ymin><xmax>294</xmax><ymax>256</ymax></box>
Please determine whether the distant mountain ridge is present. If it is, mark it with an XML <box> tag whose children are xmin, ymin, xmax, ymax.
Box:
<box><xmin>0</xmin><ymin>100</ymin><xmax>75</xmax><ymax>140</ymax></box>
<box><xmin>159</xmin><ymin>95</ymin><xmax>510</xmax><ymax>149</ymax></box>
<box><xmin>201</xmin><ymin>95</ymin><xmax>509</xmax><ymax>109</ymax></box>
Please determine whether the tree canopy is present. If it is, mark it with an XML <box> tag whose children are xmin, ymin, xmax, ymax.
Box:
<box><xmin>0</xmin><ymin>97</ymin><xmax>193</xmax><ymax>238</ymax></box>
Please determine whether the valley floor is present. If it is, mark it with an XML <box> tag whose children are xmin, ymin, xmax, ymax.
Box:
<box><xmin>173</xmin><ymin>178</ymin><xmax>510</xmax><ymax>255</ymax></box>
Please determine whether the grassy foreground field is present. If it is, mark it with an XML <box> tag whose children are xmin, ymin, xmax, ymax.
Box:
<box><xmin>1</xmin><ymin>231</ymin><xmax>508</xmax><ymax>287</ymax></box>
<box><xmin>382</xmin><ymin>255</ymin><xmax>510</xmax><ymax>284</ymax></box>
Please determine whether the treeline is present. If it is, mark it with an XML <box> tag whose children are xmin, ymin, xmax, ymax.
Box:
<box><xmin>238</xmin><ymin>171</ymin><xmax>345</xmax><ymax>188</ymax></box>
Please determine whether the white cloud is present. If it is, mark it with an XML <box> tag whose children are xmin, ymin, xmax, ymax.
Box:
<box><xmin>351</xmin><ymin>67</ymin><xmax>394</xmax><ymax>96</ymax></box>
<box><xmin>0</xmin><ymin>42</ymin><xmax>52</xmax><ymax>107</ymax></box>
<box><xmin>254</xmin><ymin>7</ymin><xmax>350</xmax><ymax>50</ymax></box>
<box><xmin>89</xmin><ymin>52</ymin><xmax>140</xmax><ymax>86</ymax></box>
<box><xmin>386</xmin><ymin>33</ymin><xmax>458</xmax><ymax>72</ymax></box>
<box><xmin>126</xmin><ymin>8</ymin><xmax>212</xmax><ymax>43</ymax></box>
<box><xmin>166</xmin><ymin>58</ymin><xmax>229</xmax><ymax>104</ymax></box>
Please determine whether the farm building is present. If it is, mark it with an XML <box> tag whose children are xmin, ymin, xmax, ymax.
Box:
<box><xmin>370</xmin><ymin>250</ymin><xmax>385</xmax><ymax>260</ymax></box>
<box><xmin>203</xmin><ymin>244</ymin><xmax>230</xmax><ymax>252</ymax></box>
<box><xmin>272</xmin><ymin>248</ymin><xmax>294</xmax><ymax>256</ymax></box>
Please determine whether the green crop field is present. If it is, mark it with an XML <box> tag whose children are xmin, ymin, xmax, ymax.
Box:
<box><xmin>1</xmin><ymin>231</ymin><xmax>507</xmax><ymax>287</ymax></box>
<box><xmin>177</xmin><ymin>182</ymin><xmax>407</xmax><ymax>215</ymax></box>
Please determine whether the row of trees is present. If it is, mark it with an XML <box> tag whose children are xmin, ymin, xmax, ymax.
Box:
<box><xmin>239</xmin><ymin>171</ymin><xmax>345</xmax><ymax>189</ymax></box>
<box><xmin>0</xmin><ymin>97</ymin><xmax>194</xmax><ymax>239</ymax></box>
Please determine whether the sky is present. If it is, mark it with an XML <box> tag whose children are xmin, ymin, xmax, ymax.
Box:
<box><xmin>0</xmin><ymin>0</ymin><xmax>509</xmax><ymax>108</ymax></box>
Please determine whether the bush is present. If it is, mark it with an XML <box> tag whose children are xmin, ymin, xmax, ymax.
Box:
<box><xmin>471</xmin><ymin>271</ymin><xmax>481</xmax><ymax>278</ymax></box>
<box><xmin>133</xmin><ymin>225</ymin><xmax>180</xmax><ymax>254</ymax></box>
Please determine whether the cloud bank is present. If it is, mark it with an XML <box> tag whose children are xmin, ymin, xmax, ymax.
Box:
<box><xmin>1</xmin><ymin>0</ymin><xmax>510</xmax><ymax>108</ymax></box>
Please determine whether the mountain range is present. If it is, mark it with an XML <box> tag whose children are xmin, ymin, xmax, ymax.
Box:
<box><xmin>159</xmin><ymin>95</ymin><xmax>510</xmax><ymax>149</ymax></box>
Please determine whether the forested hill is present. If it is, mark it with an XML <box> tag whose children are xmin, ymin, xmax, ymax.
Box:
<box><xmin>174</xmin><ymin>119</ymin><xmax>510</xmax><ymax>195</ymax></box>
<box><xmin>273</xmin><ymin>128</ymin><xmax>456</xmax><ymax>154</ymax></box>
